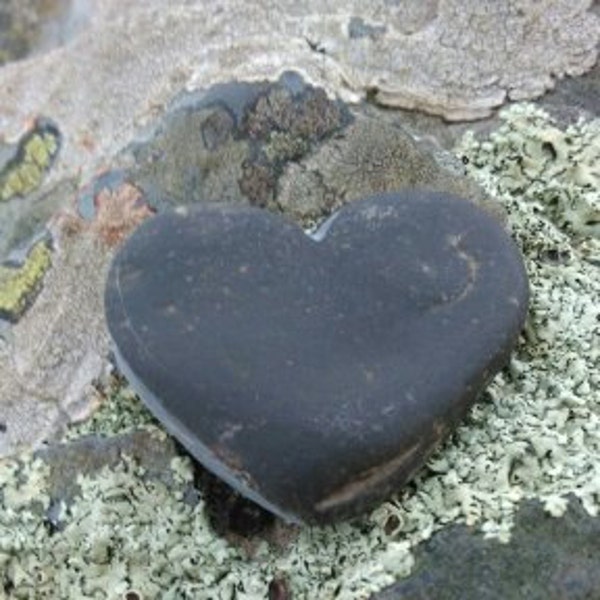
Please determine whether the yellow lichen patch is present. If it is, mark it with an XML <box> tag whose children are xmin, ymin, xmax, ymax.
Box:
<box><xmin>0</xmin><ymin>128</ymin><xmax>60</xmax><ymax>201</ymax></box>
<box><xmin>0</xmin><ymin>241</ymin><xmax>52</xmax><ymax>321</ymax></box>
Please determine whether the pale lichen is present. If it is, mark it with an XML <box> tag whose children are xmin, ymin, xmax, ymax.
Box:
<box><xmin>63</xmin><ymin>377</ymin><xmax>160</xmax><ymax>441</ymax></box>
<box><xmin>0</xmin><ymin>104</ymin><xmax>598</xmax><ymax>598</ymax></box>
<box><xmin>458</xmin><ymin>104</ymin><xmax>600</xmax><ymax>239</ymax></box>
<box><xmin>0</xmin><ymin>449</ymin><xmax>414</xmax><ymax>599</ymax></box>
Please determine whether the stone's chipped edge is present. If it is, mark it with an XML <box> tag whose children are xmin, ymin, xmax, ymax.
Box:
<box><xmin>315</xmin><ymin>441</ymin><xmax>424</xmax><ymax>513</ymax></box>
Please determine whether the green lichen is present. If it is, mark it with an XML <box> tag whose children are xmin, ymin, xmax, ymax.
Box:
<box><xmin>0</xmin><ymin>240</ymin><xmax>52</xmax><ymax>322</ymax></box>
<box><xmin>458</xmin><ymin>104</ymin><xmax>600</xmax><ymax>240</ymax></box>
<box><xmin>0</xmin><ymin>103</ymin><xmax>598</xmax><ymax>599</ymax></box>
<box><xmin>0</xmin><ymin>448</ymin><xmax>415</xmax><ymax>599</ymax></box>
<box><xmin>64</xmin><ymin>377</ymin><xmax>161</xmax><ymax>441</ymax></box>
<box><xmin>0</xmin><ymin>128</ymin><xmax>60</xmax><ymax>202</ymax></box>
<box><xmin>264</xmin><ymin>131</ymin><xmax>310</xmax><ymax>163</ymax></box>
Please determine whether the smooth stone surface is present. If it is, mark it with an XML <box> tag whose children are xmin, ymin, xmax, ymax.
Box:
<box><xmin>104</xmin><ymin>190</ymin><xmax>529</xmax><ymax>524</ymax></box>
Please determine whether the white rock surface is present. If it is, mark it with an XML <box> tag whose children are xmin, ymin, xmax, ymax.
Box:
<box><xmin>0</xmin><ymin>0</ymin><xmax>598</xmax><ymax>455</ymax></box>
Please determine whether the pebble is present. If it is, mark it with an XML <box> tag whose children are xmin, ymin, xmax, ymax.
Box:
<box><xmin>104</xmin><ymin>190</ymin><xmax>529</xmax><ymax>524</ymax></box>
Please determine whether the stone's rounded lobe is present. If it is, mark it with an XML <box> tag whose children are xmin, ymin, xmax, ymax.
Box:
<box><xmin>104</xmin><ymin>190</ymin><xmax>529</xmax><ymax>524</ymax></box>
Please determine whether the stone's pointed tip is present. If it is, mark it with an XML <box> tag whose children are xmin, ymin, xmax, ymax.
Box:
<box><xmin>105</xmin><ymin>189</ymin><xmax>528</xmax><ymax>524</ymax></box>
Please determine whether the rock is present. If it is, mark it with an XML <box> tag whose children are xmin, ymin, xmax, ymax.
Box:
<box><xmin>371</xmin><ymin>496</ymin><xmax>600</xmax><ymax>600</ymax></box>
<box><xmin>121</xmin><ymin>74</ymin><xmax>494</xmax><ymax>227</ymax></box>
<box><xmin>0</xmin><ymin>0</ymin><xmax>90</xmax><ymax>67</ymax></box>
<box><xmin>105</xmin><ymin>190</ymin><xmax>529</xmax><ymax>524</ymax></box>
<box><xmin>36</xmin><ymin>429</ymin><xmax>182</xmax><ymax>509</ymax></box>
<box><xmin>0</xmin><ymin>73</ymin><xmax>489</xmax><ymax>458</ymax></box>
<box><xmin>122</xmin><ymin>73</ymin><xmax>353</xmax><ymax>223</ymax></box>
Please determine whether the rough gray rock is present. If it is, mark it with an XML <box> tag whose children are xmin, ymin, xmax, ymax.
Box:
<box><xmin>0</xmin><ymin>1</ymin><xmax>597</xmax><ymax>182</ymax></box>
<box><xmin>372</xmin><ymin>496</ymin><xmax>600</xmax><ymax>600</ymax></box>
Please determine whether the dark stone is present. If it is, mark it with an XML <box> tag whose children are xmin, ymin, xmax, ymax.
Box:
<box><xmin>104</xmin><ymin>190</ymin><xmax>528</xmax><ymax>524</ymax></box>
<box><xmin>371</xmin><ymin>496</ymin><xmax>600</xmax><ymax>600</ymax></box>
<box><xmin>194</xmin><ymin>463</ymin><xmax>276</xmax><ymax>540</ymax></box>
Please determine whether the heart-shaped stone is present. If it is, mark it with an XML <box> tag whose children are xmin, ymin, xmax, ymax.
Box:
<box><xmin>104</xmin><ymin>191</ymin><xmax>528</xmax><ymax>524</ymax></box>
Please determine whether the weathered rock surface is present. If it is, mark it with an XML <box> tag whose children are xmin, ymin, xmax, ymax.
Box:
<box><xmin>373</xmin><ymin>496</ymin><xmax>600</xmax><ymax>600</ymax></box>
<box><xmin>0</xmin><ymin>0</ymin><xmax>91</xmax><ymax>67</ymax></box>
<box><xmin>0</xmin><ymin>180</ymin><xmax>152</xmax><ymax>456</ymax></box>
<box><xmin>0</xmin><ymin>1</ymin><xmax>597</xmax><ymax>181</ymax></box>
<box><xmin>105</xmin><ymin>191</ymin><xmax>529</xmax><ymax>523</ymax></box>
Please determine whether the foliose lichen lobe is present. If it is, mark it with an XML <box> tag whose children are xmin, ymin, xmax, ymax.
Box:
<box><xmin>458</xmin><ymin>104</ymin><xmax>600</xmax><ymax>240</ymax></box>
